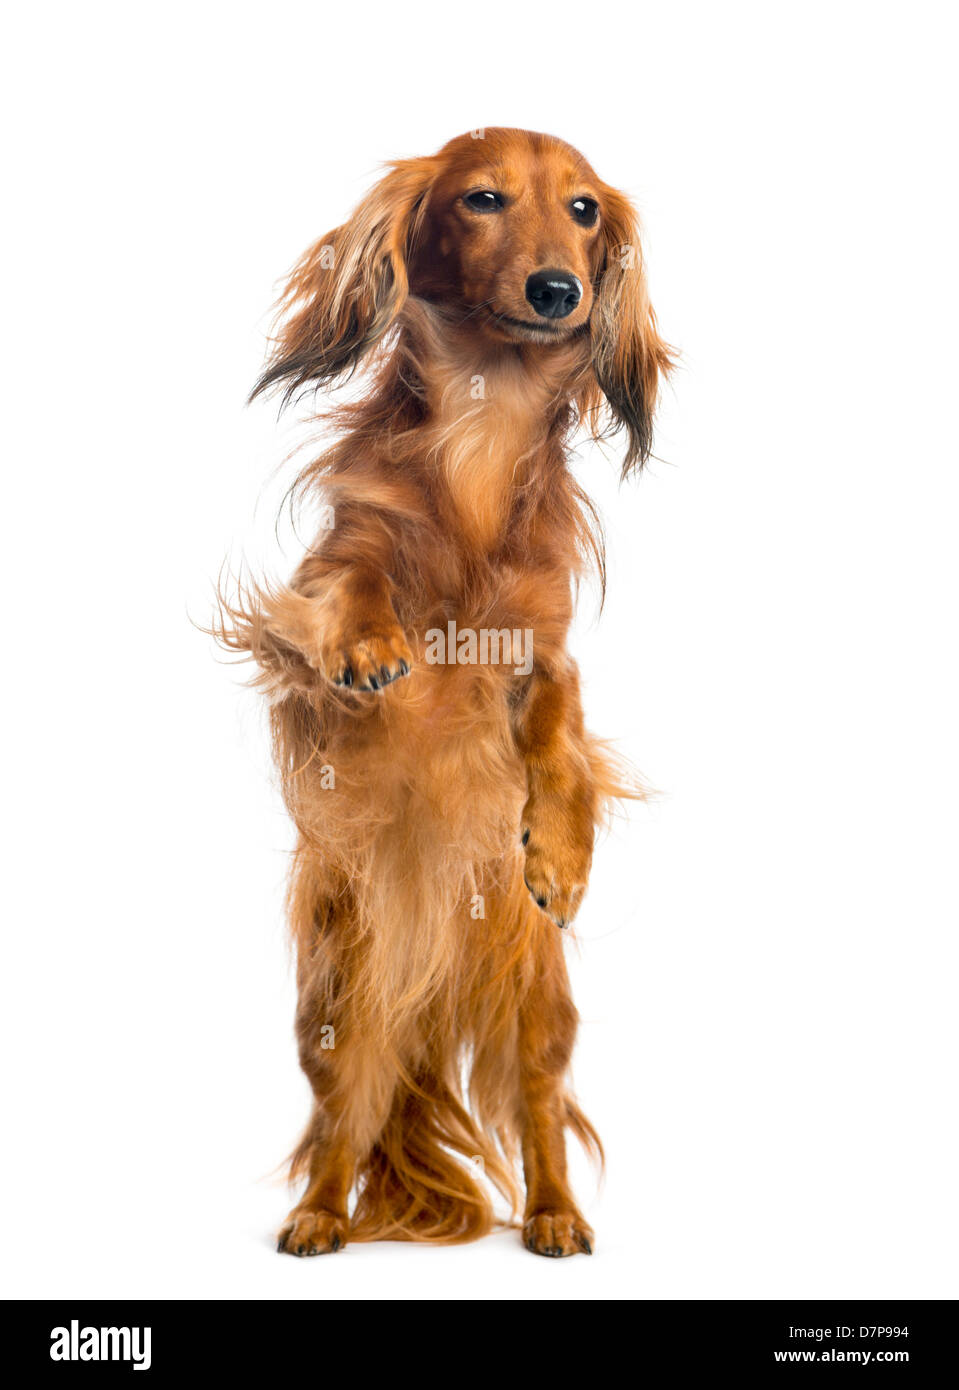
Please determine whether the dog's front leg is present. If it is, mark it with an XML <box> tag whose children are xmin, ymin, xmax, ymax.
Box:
<box><xmin>514</xmin><ymin>660</ymin><xmax>598</xmax><ymax>929</ymax></box>
<box><xmin>266</xmin><ymin>561</ymin><xmax>413</xmax><ymax>694</ymax></box>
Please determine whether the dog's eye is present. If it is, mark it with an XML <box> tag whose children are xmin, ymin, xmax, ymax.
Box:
<box><xmin>463</xmin><ymin>190</ymin><xmax>505</xmax><ymax>213</ymax></box>
<box><xmin>570</xmin><ymin>197</ymin><xmax>599</xmax><ymax>227</ymax></box>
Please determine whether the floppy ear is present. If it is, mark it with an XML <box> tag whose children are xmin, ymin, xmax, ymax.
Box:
<box><xmin>250</xmin><ymin>157</ymin><xmax>438</xmax><ymax>405</ymax></box>
<box><xmin>589</xmin><ymin>184</ymin><xmax>675</xmax><ymax>478</ymax></box>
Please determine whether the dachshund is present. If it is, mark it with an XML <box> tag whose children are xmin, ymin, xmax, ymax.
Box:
<box><xmin>216</xmin><ymin>128</ymin><xmax>673</xmax><ymax>1257</ymax></box>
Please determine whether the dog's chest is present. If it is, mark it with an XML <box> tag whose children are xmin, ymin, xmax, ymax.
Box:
<box><xmin>403</xmin><ymin>550</ymin><xmax>572</xmax><ymax>680</ymax></box>
<box><xmin>426</xmin><ymin>363</ymin><xmax>546</xmax><ymax>552</ymax></box>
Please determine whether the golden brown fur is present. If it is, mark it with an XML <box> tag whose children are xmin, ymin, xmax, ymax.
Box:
<box><xmin>215</xmin><ymin>129</ymin><xmax>673</xmax><ymax>1256</ymax></box>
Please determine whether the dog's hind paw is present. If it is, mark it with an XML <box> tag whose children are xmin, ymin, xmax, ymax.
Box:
<box><xmin>523</xmin><ymin>1209</ymin><xmax>594</xmax><ymax>1257</ymax></box>
<box><xmin>277</xmin><ymin>1208</ymin><xmax>348</xmax><ymax>1257</ymax></box>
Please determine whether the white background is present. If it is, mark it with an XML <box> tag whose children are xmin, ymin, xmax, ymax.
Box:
<box><xmin>2</xmin><ymin>1</ymin><xmax>957</xmax><ymax>1301</ymax></box>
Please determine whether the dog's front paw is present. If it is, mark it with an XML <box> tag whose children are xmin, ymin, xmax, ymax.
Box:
<box><xmin>317</xmin><ymin>625</ymin><xmax>413</xmax><ymax>693</ymax></box>
<box><xmin>277</xmin><ymin>1208</ymin><xmax>348</xmax><ymax>1257</ymax></box>
<box><xmin>521</xmin><ymin>796</ymin><xmax>593</xmax><ymax>929</ymax></box>
<box><xmin>523</xmin><ymin>1208</ymin><xmax>594</xmax><ymax>1257</ymax></box>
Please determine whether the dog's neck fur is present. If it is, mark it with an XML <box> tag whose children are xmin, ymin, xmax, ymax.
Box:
<box><xmin>404</xmin><ymin>300</ymin><xmax>585</xmax><ymax>551</ymax></box>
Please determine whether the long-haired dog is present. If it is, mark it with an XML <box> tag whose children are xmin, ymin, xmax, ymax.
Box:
<box><xmin>217</xmin><ymin>128</ymin><xmax>672</xmax><ymax>1257</ymax></box>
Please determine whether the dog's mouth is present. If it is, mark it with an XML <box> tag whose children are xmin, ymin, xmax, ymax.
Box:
<box><xmin>485</xmin><ymin>309</ymin><xmax>578</xmax><ymax>343</ymax></box>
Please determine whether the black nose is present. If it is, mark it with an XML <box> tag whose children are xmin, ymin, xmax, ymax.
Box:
<box><xmin>524</xmin><ymin>269</ymin><xmax>582</xmax><ymax>320</ymax></box>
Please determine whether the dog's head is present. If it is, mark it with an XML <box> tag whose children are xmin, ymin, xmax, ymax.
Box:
<box><xmin>251</xmin><ymin>128</ymin><xmax>673</xmax><ymax>474</ymax></box>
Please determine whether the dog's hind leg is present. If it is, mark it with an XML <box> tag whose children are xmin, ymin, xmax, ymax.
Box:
<box><xmin>277</xmin><ymin>1117</ymin><xmax>353</xmax><ymax>1257</ymax></box>
<box><xmin>276</xmin><ymin>870</ymin><xmax>401</xmax><ymax>1257</ymax></box>
<box><xmin>516</xmin><ymin>915</ymin><xmax>598</xmax><ymax>1257</ymax></box>
<box><xmin>277</xmin><ymin>1006</ymin><xmax>405</xmax><ymax>1256</ymax></box>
